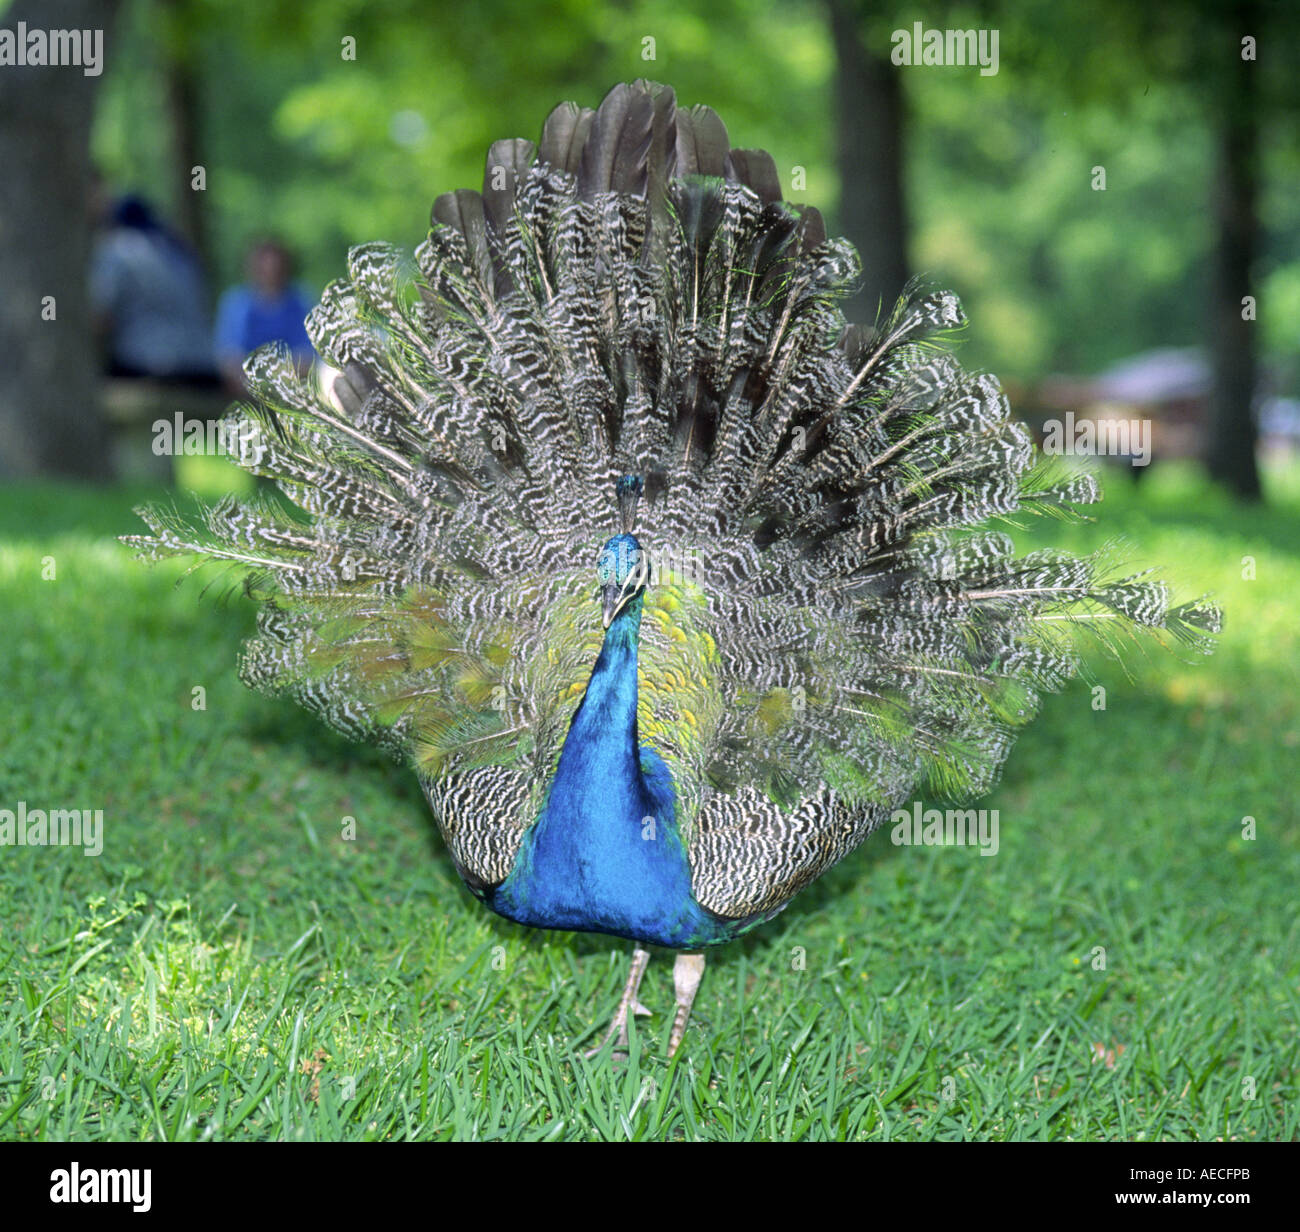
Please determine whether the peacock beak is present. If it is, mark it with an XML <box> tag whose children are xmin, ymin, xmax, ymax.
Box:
<box><xmin>601</xmin><ymin>582</ymin><xmax>625</xmax><ymax>629</ymax></box>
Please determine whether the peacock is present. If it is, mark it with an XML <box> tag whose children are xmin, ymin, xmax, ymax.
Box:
<box><xmin>126</xmin><ymin>81</ymin><xmax>1221</xmax><ymax>1058</ymax></box>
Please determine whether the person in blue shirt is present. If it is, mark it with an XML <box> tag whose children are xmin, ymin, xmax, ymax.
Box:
<box><xmin>214</xmin><ymin>239</ymin><xmax>315</xmax><ymax>396</ymax></box>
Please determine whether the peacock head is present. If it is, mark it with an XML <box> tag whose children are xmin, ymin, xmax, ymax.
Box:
<box><xmin>597</xmin><ymin>533</ymin><xmax>650</xmax><ymax>629</ymax></box>
<box><xmin>598</xmin><ymin>475</ymin><xmax>650</xmax><ymax>628</ymax></box>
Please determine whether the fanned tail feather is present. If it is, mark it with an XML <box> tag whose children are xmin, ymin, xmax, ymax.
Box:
<box><xmin>125</xmin><ymin>80</ymin><xmax>1221</xmax><ymax>918</ymax></box>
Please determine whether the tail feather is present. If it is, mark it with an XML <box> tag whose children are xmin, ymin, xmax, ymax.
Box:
<box><xmin>124</xmin><ymin>81</ymin><xmax>1221</xmax><ymax>902</ymax></box>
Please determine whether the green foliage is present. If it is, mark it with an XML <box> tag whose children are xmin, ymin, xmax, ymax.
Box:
<box><xmin>0</xmin><ymin>465</ymin><xmax>1295</xmax><ymax>1140</ymax></box>
<box><xmin>86</xmin><ymin>0</ymin><xmax>1300</xmax><ymax>386</ymax></box>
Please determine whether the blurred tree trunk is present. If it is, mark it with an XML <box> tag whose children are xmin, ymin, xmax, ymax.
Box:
<box><xmin>1206</xmin><ymin>15</ymin><xmax>1261</xmax><ymax>500</ymax></box>
<box><xmin>161</xmin><ymin>0</ymin><xmax>209</xmax><ymax>268</ymax></box>
<box><xmin>0</xmin><ymin>0</ymin><xmax>119</xmax><ymax>480</ymax></box>
<box><xmin>826</xmin><ymin>0</ymin><xmax>910</xmax><ymax>325</ymax></box>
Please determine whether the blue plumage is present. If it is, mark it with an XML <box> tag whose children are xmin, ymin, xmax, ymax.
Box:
<box><xmin>492</xmin><ymin>567</ymin><xmax>731</xmax><ymax>949</ymax></box>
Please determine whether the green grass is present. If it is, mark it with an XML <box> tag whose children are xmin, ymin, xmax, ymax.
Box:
<box><xmin>0</xmin><ymin>458</ymin><xmax>1296</xmax><ymax>1141</ymax></box>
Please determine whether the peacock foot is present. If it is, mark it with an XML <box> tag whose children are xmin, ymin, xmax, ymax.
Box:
<box><xmin>583</xmin><ymin>946</ymin><xmax>653</xmax><ymax>1061</ymax></box>
<box><xmin>668</xmin><ymin>952</ymin><xmax>706</xmax><ymax>1058</ymax></box>
<box><xmin>582</xmin><ymin>948</ymin><xmax>708</xmax><ymax>1060</ymax></box>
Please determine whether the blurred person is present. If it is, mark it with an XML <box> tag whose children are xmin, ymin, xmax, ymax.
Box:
<box><xmin>215</xmin><ymin>239</ymin><xmax>315</xmax><ymax>396</ymax></box>
<box><xmin>89</xmin><ymin>192</ymin><xmax>219</xmax><ymax>386</ymax></box>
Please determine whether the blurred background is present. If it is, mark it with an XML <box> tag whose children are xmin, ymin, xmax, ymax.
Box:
<box><xmin>0</xmin><ymin>0</ymin><xmax>1296</xmax><ymax>500</ymax></box>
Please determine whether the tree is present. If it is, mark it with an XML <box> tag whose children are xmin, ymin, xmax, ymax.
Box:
<box><xmin>0</xmin><ymin>0</ymin><xmax>120</xmax><ymax>480</ymax></box>
<box><xmin>825</xmin><ymin>0</ymin><xmax>909</xmax><ymax>324</ymax></box>
<box><xmin>978</xmin><ymin>0</ymin><xmax>1284</xmax><ymax>500</ymax></box>
<box><xmin>1206</xmin><ymin>5</ymin><xmax>1262</xmax><ymax>500</ymax></box>
<box><xmin>158</xmin><ymin>0</ymin><xmax>210</xmax><ymax>267</ymax></box>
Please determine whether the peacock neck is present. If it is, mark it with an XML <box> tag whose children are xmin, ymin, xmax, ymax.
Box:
<box><xmin>566</xmin><ymin>594</ymin><xmax>644</xmax><ymax>771</ymax></box>
<box><xmin>492</xmin><ymin>588</ymin><xmax>728</xmax><ymax>947</ymax></box>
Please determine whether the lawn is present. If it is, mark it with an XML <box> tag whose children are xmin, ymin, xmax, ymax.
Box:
<box><xmin>0</xmin><ymin>458</ymin><xmax>1296</xmax><ymax>1141</ymax></box>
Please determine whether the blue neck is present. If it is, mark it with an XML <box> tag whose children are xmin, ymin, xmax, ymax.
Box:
<box><xmin>562</xmin><ymin>596</ymin><xmax>644</xmax><ymax>784</ymax></box>
<box><xmin>491</xmin><ymin>592</ymin><xmax>733</xmax><ymax>947</ymax></box>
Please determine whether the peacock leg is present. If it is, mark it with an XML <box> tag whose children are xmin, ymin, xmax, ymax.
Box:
<box><xmin>583</xmin><ymin>946</ymin><xmax>653</xmax><ymax>1059</ymax></box>
<box><xmin>667</xmin><ymin>953</ymin><xmax>706</xmax><ymax>1057</ymax></box>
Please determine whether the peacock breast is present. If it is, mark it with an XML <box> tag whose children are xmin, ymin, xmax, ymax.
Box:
<box><xmin>488</xmin><ymin>749</ymin><xmax>730</xmax><ymax>948</ymax></box>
